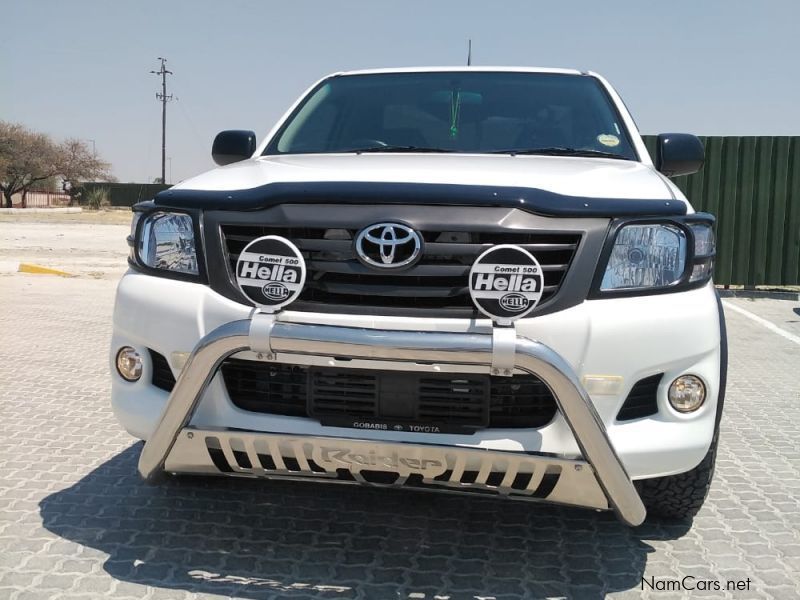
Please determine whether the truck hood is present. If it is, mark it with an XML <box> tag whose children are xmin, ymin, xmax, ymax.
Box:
<box><xmin>172</xmin><ymin>154</ymin><xmax>675</xmax><ymax>200</ymax></box>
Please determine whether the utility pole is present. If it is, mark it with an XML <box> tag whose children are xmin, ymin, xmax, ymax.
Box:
<box><xmin>150</xmin><ymin>57</ymin><xmax>173</xmax><ymax>184</ymax></box>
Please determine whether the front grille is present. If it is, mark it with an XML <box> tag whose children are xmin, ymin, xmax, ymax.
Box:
<box><xmin>490</xmin><ymin>376</ymin><xmax>559</xmax><ymax>428</ymax></box>
<box><xmin>220</xmin><ymin>225</ymin><xmax>581</xmax><ymax>316</ymax></box>
<box><xmin>221</xmin><ymin>359</ymin><xmax>557</xmax><ymax>430</ymax></box>
<box><xmin>220</xmin><ymin>359</ymin><xmax>307</xmax><ymax>416</ymax></box>
<box><xmin>307</xmin><ymin>371</ymin><xmax>491</xmax><ymax>427</ymax></box>
<box><xmin>309</xmin><ymin>370</ymin><xmax>378</xmax><ymax>418</ymax></box>
<box><xmin>417</xmin><ymin>377</ymin><xmax>488</xmax><ymax>425</ymax></box>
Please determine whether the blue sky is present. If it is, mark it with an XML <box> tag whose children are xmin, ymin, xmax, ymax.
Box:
<box><xmin>3</xmin><ymin>0</ymin><xmax>798</xmax><ymax>183</ymax></box>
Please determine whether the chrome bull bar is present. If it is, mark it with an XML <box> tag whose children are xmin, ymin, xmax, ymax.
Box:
<box><xmin>138</xmin><ymin>313</ymin><xmax>647</xmax><ymax>526</ymax></box>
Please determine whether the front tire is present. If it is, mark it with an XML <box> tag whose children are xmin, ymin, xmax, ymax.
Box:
<box><xmin>635</xmin><ymin>435</ymin><xmax>718</xmax><ymax>520</ymax></box>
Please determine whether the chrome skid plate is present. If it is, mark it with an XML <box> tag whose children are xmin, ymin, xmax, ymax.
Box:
<box><xmin>165</xmin><ymin>428</ymin><xmax>609</xmax><ymax>511</ymax></box>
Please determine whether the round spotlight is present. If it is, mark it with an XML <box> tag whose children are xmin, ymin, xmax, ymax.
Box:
<box><xmin>116</xmin><ymin>346</ymin><xmax>143</xmax><ymax>382</ymax></box>
<box><xmin>668</xmin><ymin>375</ymin><xmax>706</xmax><ymax>413</ymax></box>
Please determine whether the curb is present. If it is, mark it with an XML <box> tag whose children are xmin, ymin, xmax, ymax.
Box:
<box><xmin>18</xmin><ymin>263</ymin><xmax>75</xmax><ymax>277</ymax></box>
<box><xmin>718</xmin><ymin>289</ymin><xmax>800</xmax><ymax>301</ymax></box>
<box><xmin>0</xmin><ymin>207</ymin><xmax>82</xmax><ymax>214</ymax></box>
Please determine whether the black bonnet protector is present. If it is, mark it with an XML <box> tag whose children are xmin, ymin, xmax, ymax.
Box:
<box><xmin>154</xmin><ymin>181</ymin><xmax>687</xmax><ymax>217</ymax></box>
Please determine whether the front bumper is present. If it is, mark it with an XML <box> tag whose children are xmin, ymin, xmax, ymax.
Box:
<box><xmin>112</xmin><ymin>272</ymin><xmax>723</xmax><ymax>482</ymax></box>
<box><xmin>138</xmin><ymin>315</ymin><xmax>647</xmax><ymax>525</ymax></box>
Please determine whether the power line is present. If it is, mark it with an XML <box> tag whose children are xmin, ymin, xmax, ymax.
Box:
<box><xmin>169</xmin><ymin>75</ymin><xmax>205</xmax><ymax>146</ymax></box>
<box><xmin>150</xmin><ymin>57</ymin><xmax>173</xmax><ymax>184</ymax></box>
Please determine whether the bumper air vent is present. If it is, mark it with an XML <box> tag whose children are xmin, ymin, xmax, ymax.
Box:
<box><xmin>617</xmin><ymin>373</ymin><xmax>663</xmax><ymax>421</ymax></box>
<box><xmin>149</xmin><ymin>349</ymin><xmax>176</xmax><ymax>392</ymax></box>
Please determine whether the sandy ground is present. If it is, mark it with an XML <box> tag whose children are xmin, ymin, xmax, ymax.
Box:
<box><xmin>0</xmin><ymin>216</ymin><xmax>130</xmax><ymax>278</ymax></box>
<box><xmin>0</xmin><ymin>209</ymin><xmax>133</xmax><ymax>226</ymax></box>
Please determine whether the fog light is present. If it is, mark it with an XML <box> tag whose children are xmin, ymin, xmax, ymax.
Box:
<box><xmin>668</xmin><ymin>375</ymin><xmax>705</xmax><ymax>412</ymax></box>
<box><xmin>116</xmin><ymin>346</ymin><xmax>142</xmax><ymax>382</ymax></box>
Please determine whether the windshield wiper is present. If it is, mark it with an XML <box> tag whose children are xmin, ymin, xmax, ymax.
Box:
<box><xmin>348</xmin><ymin>145</ymin><xmax>454</xmax><ymax>154</ymax></box>
<box><xmin>489</xmin><ymin>147</ymin><xmax>631</xmax><ymax>160</ymax></box>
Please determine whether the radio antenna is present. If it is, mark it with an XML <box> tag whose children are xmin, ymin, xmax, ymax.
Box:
<box><xmin>467</xmin><ymin>39</ymin><xmax>472</xmax><ymax>66</ymax></box>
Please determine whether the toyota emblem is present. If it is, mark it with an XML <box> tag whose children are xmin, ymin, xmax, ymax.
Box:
<box><xmin>355</xmin><ymin>223</ymin><xmax>422</xmax><ymax>269</ymax></box>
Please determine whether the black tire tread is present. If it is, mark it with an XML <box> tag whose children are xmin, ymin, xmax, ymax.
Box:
<box><xmin>635</xmin><ymin>437</ymin><xmax>717</xmax><ymax>520</ymax></box>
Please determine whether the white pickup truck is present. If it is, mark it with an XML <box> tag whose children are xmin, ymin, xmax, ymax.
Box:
<box><xmin>111</xmin><ymin>67</ymin><xmax>725</xmax><ymax>525</ymax></box>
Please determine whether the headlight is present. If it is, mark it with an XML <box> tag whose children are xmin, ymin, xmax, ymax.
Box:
<box><xmin>600</xmin><ymin>224</ymin><xmax>687</xmax><ymax>290</ymax></box>
<box><xmin>130</xmin><ymin>211</ymin><xmax>142</xmax><ymax>237</ymax></box>
<box><xmin>138</xmin><ymin>212</ymin><xmax>198</xmax><ymax>275</ymax></box>
<box><xmin>128</xmin><ymin>212</ymin><xmax>142</xmax><ymax>262</ymax></box>
<box><xmin>688</xmin><ymin>222</ymin><xmax>715</xmax><ymax>282</ymax></box>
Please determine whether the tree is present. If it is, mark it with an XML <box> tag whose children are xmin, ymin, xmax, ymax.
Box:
<box><xmin>0</xmin><ymin>121</ymin><xmax>115</xmax><ymax>208</ymax></box>
<box><xmin>57</xmin><ymin>138</ymin><xmax>114</xmax><ymax>205</ymax></box>
<box><xmin>0</xmin><ymin>122</ymin><xmax>60</xmax><ymax>208</ymax></box>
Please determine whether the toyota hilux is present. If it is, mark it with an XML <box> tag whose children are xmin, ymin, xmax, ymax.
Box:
<box><xmin>112</xmin><ymin>67</ymin><xmax>725</xmax><ymax>525</ymax></box>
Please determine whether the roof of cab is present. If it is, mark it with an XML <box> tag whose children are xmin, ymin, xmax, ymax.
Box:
<box><xmin>333</xmin><ymin>66</ymin><xmax>586</xmax><ymax>77</ymax></box>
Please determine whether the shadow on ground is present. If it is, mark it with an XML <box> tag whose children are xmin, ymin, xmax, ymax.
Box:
<box><xmin>40</xmin><ymin>444</ymin><xmax>690</xmax><ymax>599</ymax></box>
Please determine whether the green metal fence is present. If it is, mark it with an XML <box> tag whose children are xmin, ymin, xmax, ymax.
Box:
<box><xmin>642</xmin><ymin>136</ymin><xmax>800</xmax><ymax>286</ymax></box>
<box><xmin>80</xmin><ymin>182</ymin><xmax>170</xmax><ymax>208</ymax></box>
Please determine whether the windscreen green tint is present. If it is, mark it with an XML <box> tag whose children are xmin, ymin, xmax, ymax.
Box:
<box><xmin>266</xmin><ymin>72</ymin><xmax>637</xmax><ymax>159</ymax></box>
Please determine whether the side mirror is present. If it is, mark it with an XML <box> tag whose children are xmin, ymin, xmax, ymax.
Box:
<box><xmin>212</xmin><ymin>130</ymin><xmax>257</xmax><ymax>166</ymax></box>
<box><xmin>655</xmin><ymin>133</ymin><xmax>704</xmax><ymax>177</ymax></box>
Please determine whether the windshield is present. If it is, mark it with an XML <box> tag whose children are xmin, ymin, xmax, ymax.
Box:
<box><xmin>265</xmin><ymin>71</ymin><xmax>638</xmax><ymax>160</ymax></box>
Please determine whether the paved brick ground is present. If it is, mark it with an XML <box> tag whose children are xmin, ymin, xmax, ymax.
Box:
<box><xmin>722</xmin><ymin>297</ymin><xmax>800</xmax><ymax>338</ymax></box>
<box><xmin>0</xmin><ymin>274</ymin><xmax>798</xmax><ymax>599</ymax></box>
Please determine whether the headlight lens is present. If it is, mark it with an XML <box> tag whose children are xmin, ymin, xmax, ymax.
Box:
<box><xmin>601</xmin><ymin>224</ymin><xmax>686</xmax><ymax>290</ymax></box>
<box><xmin>129</xmin><ymin>212</ymin><xmax>142</xmax><ymax>262</ymax></box>
<box><xmin>138</xmin><ymin>212</ymin><xmax>198</xmax><ymax>275</ymax></box>
<box><xmin>690</xmin><ymin>223</ymin><xmax>715</xmax><ymax>255</ymax></box>
<box><xmin>130</xmin><ymin>212</ymin><xmax>142</xmax><ymax>238</ymax></box>
<box><xmin>689</xmin><ymin>223</ymin><xmax>715</xmax><ymax>282</ymax></box>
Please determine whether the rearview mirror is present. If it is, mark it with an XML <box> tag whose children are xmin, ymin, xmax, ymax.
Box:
<box><xmin>655</xmin><ymin>133</ymin><xmax>704</xmax><ymax>177</ymax></box>
<box><xmin>212</xmin><ymin>130</ymin><xmax>257</xmax><ymax>166</ymax></box>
